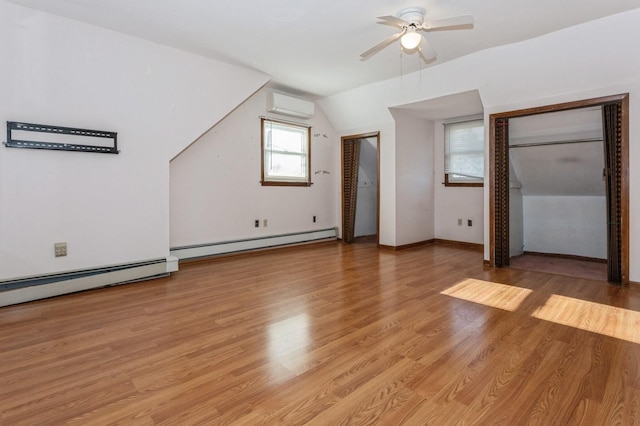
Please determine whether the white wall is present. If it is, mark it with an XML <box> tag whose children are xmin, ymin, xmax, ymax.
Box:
<box><xmin>433</xmin><ymin>120</ymin><xmax>484</xmax><ymax>244</ymax></box>
<box><xmin>354</xmin><ymin>137</ymin><xmax>377</xmax><ymax>237</ymax></box>
<box><xmin>510</xmin><ymin>187</ymin><xmax>524</xmax><ymax>257</ymax></box>
<box><xmin>170</xmin><ymin>88</ymin><xmax>338</xmax><ymax>247</ymax></box>
<box><xmin>0</xmin><ymin>2</ymin><xmax>269</xmax><ymax>281</ymax></box>
<box><xmin>338</xmin><ymin>123</ymin><xmax>396</xmax><ymax>246</ymax></box>
<box><xmin>319</xmin><ymin>9</ymin><xmax>640</xmax><ymax>281</ymax></box>
<box><xmin>392</xmin><ymin>111</ymin><xmax>435</xmax><ymax>246</ymax></box>
<box><xmin>523</xmin><ymin>196</ymin><xmax>607</xmax><ymax>259</ymax></box>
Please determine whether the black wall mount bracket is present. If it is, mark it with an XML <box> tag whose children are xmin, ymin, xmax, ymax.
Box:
<box><xmin>5</xmin><ymin>121</ymin><xmax>118</xmax><ymax>154</ymax></box>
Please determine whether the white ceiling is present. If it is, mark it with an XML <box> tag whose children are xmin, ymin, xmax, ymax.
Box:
<box><xmin>6</xmin><ymin>0</ymin><xmax>640</xmax><ymax>97</ymax></box>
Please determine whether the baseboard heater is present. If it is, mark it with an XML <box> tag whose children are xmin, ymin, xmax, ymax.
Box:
<box><xmin>170</xmin><ymin>228</ymin><xmax>338</xmax><ymax>261</ymax></box>
<box><xmin>0</xmin><ymin>257</ymin><xmax>176</xmax><ymax>308</ymax></box>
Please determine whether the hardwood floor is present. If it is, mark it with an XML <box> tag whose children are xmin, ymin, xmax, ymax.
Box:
<box><xmin>1</xmin><ymin>241</ymin><xmax>639</xmax><ymax>425</ymax></box>
<box><xmin>509</xmin><ymin>253</ymin><xmax>608</xmax><ymax>281</ymax></box>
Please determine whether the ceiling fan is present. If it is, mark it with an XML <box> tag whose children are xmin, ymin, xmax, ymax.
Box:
<box><xmin>360</xmin><ymin>7</ymin><xmax>474</xmax><ymax>63</ymax></box>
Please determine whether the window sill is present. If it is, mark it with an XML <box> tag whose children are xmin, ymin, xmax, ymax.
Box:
<box><xmin>444</xmin><ymin>182</ymin><xmax>484</xmax><ymax>188</ymax></box>
<box><xmin>444</xmin><ymin>175</ymin><xmax>483</xmax><ymax>187</ymax></box>
<box><xmin>261</xmin><ymin>181</ymin><xmax>312</xmax><ymax>187</ymax></box>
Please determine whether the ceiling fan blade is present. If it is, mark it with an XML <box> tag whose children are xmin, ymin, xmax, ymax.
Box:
<box><xmin>376</xmin><ymin>15</ymin><xmax>411</xmax><ymax>28</ymax></box>
<box><xmin>418</xmin><ymin>38</ymin><xmax>437</xmax><ymax>64</ymax></box>
<box><xmin>360</xmin><ymin>31</ymin><xmax>405</xmax><ymax>60</ymax></box>
<box><xmin>422</xmin><ymin>15</ymin><xmax>474</xmax><ymax>31</ymax></box>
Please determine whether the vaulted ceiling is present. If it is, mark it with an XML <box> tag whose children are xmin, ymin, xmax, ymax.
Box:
<box><xmin>6</xmin><ymin>0</ymin><xmax>640</xmax><ymax>97</ymax></box>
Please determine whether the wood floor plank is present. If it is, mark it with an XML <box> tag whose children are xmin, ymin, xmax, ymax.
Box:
<box><xmin>1</xmin><ymin>241</ymin><xmax>639</xmax><ymax>424</ymax></box>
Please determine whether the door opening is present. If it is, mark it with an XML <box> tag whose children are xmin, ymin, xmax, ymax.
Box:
<box><xmin>342</xmin><ymin>132</ymin><xmax>380</xmax><ymax>245</ymax></box>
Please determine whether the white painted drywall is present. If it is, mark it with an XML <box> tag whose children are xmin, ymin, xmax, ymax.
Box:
<box><xmin>338</xmin><ymin>124</ymin><xmax>396</xmax><ymax>246</ymax></box>
<box><xmin>433</xmin><ymin>120</ymin><xmax>484</xmax><ymax>244</ymax></box>
<box><xmin>0</xmin><ymin>2</ymin><xmax>269</xmax><ymax>281</ymax></box>
<box><xmin>170</xmin><ymin>88</ymin><xmax>338</xmax><ymax>248</ymax></box>
<box><xmin>509</xmin><ymin>188</ymin><xmax>525</xmax><ymax>257</ymax></box>
<box><xmin>319</xmin><ymin>9</ymin><xmax>640</xmax><ymax>280</ymax></box>
<box><xmin>523</xmin><ymin>196</ymin><xmax>607</xmax><ymax>259</ymax></box>
<box><xmin>392</xmin><ymin>111</ymin><xmax>435</xmax><ymax>246</ymax></box>
<box><xmin>354</xmin><ymin>137</ymin><xmax>378</xmax><ymax>238</ymax></box>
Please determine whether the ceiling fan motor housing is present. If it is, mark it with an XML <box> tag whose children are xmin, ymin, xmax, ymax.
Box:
<box><xmin>398</xmin><ymin>7</ymin><xmax>425</xmax><ymax>25</ymax></box>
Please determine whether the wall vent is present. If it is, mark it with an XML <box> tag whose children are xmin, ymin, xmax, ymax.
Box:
<box><xmin>267</xmin><ymin>92</ymin><xmax>315</xmax><ymax>119</ymax></box>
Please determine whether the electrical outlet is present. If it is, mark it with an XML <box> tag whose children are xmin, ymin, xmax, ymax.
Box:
<box><xmin>54</xmin><ymin>242</ymin><xmax>67</xmax><ymax>257</ymax></box>
<box><xmin>467</xmin><ymin>219</ymin><xmax>473</xmax><ymax>227</ymax></box>
<box><xmin>254</xmin><ymin>220</ymin><xmax>259</xmax><ymax>228</ymax></box>
<box><xmin>313</xmin><ymin>215</ymin><xmax>316</xmax><ymax>223</ymax></box>
<box><xmin>263</xmin><ymin>219</ymin><xmax>268</xmax><ymax>227</ymax></box>
<box><xmin>457</xmin><ymin>218</ymin><xmax>462</xmax><ymax>226</ymax></box>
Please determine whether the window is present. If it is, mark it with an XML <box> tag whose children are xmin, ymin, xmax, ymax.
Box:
<box><xmin>444</xmin><ymin>119</ymin><xmax>484</xmax><ymax>187</ymax></box>
<box><xmin>261</xmin><ymin>118</ymin><xmax>311</xmax><ymax>186</ymax></box>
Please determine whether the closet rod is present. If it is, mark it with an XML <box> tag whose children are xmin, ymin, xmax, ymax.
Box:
<box><xmin>510</xmin><ymin>137</ymin><xmax>602</xmax><ymax>149</ymax></box>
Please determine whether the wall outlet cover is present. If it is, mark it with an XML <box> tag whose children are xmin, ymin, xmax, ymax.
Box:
<box><xmin>54</xmin><ymin>242</ymin><xmax>67</xmax><ymax>257</ymax></box>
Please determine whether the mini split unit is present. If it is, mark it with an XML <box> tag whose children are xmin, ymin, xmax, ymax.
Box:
<box><xmin>267</xmin><ymin>92</ymin><xmax>315</xmax><ymax>119</ymax></box>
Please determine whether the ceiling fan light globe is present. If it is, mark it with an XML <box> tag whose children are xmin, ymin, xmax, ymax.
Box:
<box><xmin>400</xmin><ymin>32</ymin><xmax>422</xmax><ymax>50</ymax></box>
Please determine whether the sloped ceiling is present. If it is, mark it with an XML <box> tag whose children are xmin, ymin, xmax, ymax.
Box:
<box><xmin>509</xmin><ymin>107</ymin><xmax>605</xmax><ymax>196</ymax></box>
<box><xmin>6</xmin><ymin>0</ymin><xmax>640</xmax><ymax>97</ymax></box>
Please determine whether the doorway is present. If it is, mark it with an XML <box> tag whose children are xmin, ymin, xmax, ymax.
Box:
<box><xmin>341</xmin><ymin>132</ymin><xmax>380</xmax><ymax>244</ymax></box>
<box><xmin>507</xmin><ymin>107</ymin><xmax>607</xmax><ymax>280</ymax></box>
<box><xmin>490</xmin><ymin>94</ymin><xmax>629</xmax><ymax>285</ymax></box>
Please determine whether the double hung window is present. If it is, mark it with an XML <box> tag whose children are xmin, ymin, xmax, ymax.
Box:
<box><xmin>261</xmin><ymin>118</ymin><xmax>311</xmax><ymax>186</ymax></box>
<box><xmin>444</xmin><ymin>119</ymin><xmax>484</xmax><ymax>186</ymax></box>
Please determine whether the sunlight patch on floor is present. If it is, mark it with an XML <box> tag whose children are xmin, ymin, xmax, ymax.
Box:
<box><xmin>442</xmin><ymin>279</ymin><xmax>640</xmax><ymax>344</ymax></box>
<box><xmin>532</xmin><ymin>294</ymin><xmax>640</xmax><ymax>344</ymax></box>
<box><xmin>441</xmin><ymin>279</ymin><xmax>533</xmax><ymax>312</ymax></box>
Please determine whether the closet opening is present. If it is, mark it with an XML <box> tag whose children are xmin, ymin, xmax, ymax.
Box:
<box><xmin>490</xmin><ymin>94</ymin><xmax>629</xmax><ymax>285</ymax></box>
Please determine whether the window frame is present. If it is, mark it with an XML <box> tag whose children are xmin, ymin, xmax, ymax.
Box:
<box><xmin>260</xmin><ymin>117</ymin><xmax>312</xmax><ymax>187</ymax></box>
<box><xmin>444</xmin><ymin>118</ymin><xmax>485</xmax><ymax>188</ymax></box>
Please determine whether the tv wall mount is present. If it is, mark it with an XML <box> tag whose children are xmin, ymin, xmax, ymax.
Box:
<box><xmin>5</xmin><ymin>121</ymin><xmax>118</xmax><ymax>154</ymax></box>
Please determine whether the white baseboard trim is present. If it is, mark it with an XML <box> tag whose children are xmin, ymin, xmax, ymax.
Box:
<box><xmin>0</xmin><ymin>258</ymin><xmax>171</xmax><ymax>308</ymax></box>
<box><xmin>170</xmin><ymin>228</ymin><xmax>338</xmax><ymax>261</ymax></box>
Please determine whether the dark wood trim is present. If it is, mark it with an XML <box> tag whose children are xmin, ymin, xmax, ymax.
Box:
<box><xmin>261</xmin><ymin>118</ymin><xmax>312</xmax><ymax>187</ymax></box>
<box><xmin>489</xmin><ymin>115</ymin><xmax>496</xmax><ymax>267</ymax></box>
<box><xmin>521</xmin><ymin>251</ymin><xmax>607</xmax><ymax>264</ymax></box>
<box><xmin>490</xmin><ymin>93</ymin><xmax>629</xmax><ymax>285</ymax></box>
<box><xmin>490</xmin><ymin>94</ymin><xmax>629</xmax><ymax>119</ymax></box>
<box><xmin>434</xmin><ymin>239</ymin><xmax>484</xmax><ymax>251</ymax></box>
<box><xmin>483</xmin><ymin>260</ymin><xmax>491</xmax><ymax>267</ymax></box>
<box><xmin>620</xmin><ymin>94</ymin><xmax>630</xmax><ymax>285</ymax></box>
<box><xmin>444</xmin><ymin>174</ymin><xmax>483</xmax><ymax>187</ymax></box>
<box><xmin>376</xmin><ymin>135</ymin><xmax>381</xmax><ymax>248</ymax></box>
<box><xmin>260</xmin><ymin>181</ymin><xmax>312</xmax><ymax>187</ymax></box>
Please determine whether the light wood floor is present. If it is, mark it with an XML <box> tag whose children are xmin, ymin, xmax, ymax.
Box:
<box><xmin>1</xmin><ymin>242</ymin><xmax>639</xmax><ymax>425</ymax></box>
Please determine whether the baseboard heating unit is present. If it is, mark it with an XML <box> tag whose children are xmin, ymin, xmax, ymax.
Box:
<box><xmin>0</xmin><ymin>257</ymin><xmax>175</xmax><ymax>307</ymax></box>
<box><xmin>170</xmin><ymin>228</ymin><xmax>338</xmax><ymax>261</ymax></box>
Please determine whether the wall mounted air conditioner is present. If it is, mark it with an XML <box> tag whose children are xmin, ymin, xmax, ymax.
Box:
<box><xmin>267</xmin><ymin>92</ymin><xmax>315</xmax><ymax>119</ymax></box>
